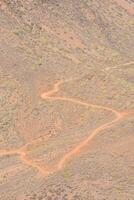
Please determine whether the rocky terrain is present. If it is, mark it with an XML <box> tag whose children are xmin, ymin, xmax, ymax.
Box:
<box><xmin>0</xmin><ymin>0</ymin><xmax>134</xmax><ymax>199</ymax></box>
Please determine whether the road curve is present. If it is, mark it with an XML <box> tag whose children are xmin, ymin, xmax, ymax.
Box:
<box><xmin>0</xmin><ymin>79</ymin><xmax>134</xmax><ymax>176</ymax></box>
<box><xmin>40</xmin><ymin>80</ymin><xmax>123</xmax><ymax>174</ymax></box>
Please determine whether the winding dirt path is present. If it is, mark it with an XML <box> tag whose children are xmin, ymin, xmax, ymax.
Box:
<box><xmin>0</xmin><ymin>79</ymin><xmax>134</xmax><ymax>176</ymax></box>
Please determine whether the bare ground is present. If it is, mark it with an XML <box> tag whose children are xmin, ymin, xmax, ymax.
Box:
<box><xmin>0</xmin><ymin>0</ymin><xmax>134</xmax><ymax>199</ymax></box>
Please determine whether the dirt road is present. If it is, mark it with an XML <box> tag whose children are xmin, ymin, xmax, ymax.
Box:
<box><xmin>0</xmin><ymin>79</ymin><xmax>133</xmax><ymax>176</ymax></box>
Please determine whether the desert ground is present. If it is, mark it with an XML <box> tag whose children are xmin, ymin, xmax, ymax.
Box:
<box><xmin>0</xmin><ymin>0</ymin><xmax>134</xmax><ymax>199</ymax></box>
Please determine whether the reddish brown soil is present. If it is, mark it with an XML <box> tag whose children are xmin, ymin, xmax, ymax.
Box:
<box><xmin>0</xmin><ymin>1</ymin><xmax>134</xmax><ymax>200</ymax></box>
<box><xmin>114</xmin><ymin>0</ymin><xmax>134</xmax><ymax>14</ymax></box>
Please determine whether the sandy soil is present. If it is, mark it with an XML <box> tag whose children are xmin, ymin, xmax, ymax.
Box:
<box><xmin>114</xmin><ymin>0</ymin><xmax>134</xmax><ymax>14</ymax></box>
<box><xmin>0</xmin><ymin>0</ymin><xmax>134</xmax><ymax>199</ymax></box>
